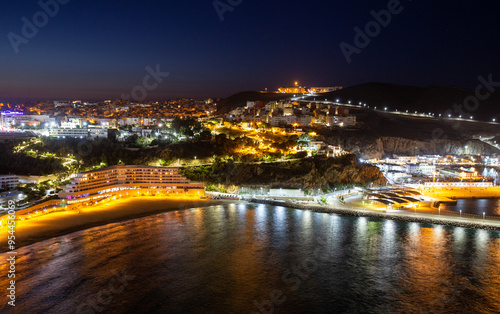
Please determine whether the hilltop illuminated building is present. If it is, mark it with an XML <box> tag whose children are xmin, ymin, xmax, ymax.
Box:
<box><xmin>278</xmin><ymin>82</ymin><xmax>307</xmax><ymax>94</ymax></box>
<box><xmin>308</xmin><ymin>86</ymin><xmax>343</xmax><ymax>93</ymax></box>
<box><xmin>277</xmin><ymin>82</ymin><xmax>343</xmax><ymax>94</ymax></box>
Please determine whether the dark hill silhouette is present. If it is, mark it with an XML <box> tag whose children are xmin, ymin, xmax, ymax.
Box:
<box><xmin>217</xmin><ymin>83</ymin><xmax>500</xmax><ymax>121</ymax></box>
<box><xmin>306</xmin><ymin>82</ymin><xmax>499</xmax><ymax>121</ymax></box>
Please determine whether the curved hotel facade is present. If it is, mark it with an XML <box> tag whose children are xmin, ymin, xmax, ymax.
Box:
<box><xmin>58</xmin><ymin>165</ymin><xmax>204</xmax><ymax>202</ymax></box>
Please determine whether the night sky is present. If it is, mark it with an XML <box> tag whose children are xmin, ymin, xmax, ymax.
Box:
<box><xmin>1</xmin><ymin>0</ymin><xmax>500</xmax><ymax>102</ymax></box>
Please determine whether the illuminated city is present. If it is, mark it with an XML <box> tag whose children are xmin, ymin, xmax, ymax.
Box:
<box><xmin>1</xmin><ymin>1</ymin><xmax>500</xmax><ymax>313</ymax></box>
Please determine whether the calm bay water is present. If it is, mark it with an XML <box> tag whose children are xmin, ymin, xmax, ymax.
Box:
<box><xmin>1</xmin><ymin>203</ymin><xmax>500</xmax><ymax>313</ymax></box>
<box><xmin>443</xmin><ymin>198</ymin><xmax>500</xmax><ymax>217</ymax></box>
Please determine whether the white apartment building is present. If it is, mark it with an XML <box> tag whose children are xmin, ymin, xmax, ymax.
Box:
<box><xmin>326</xmin><ymin>115</ymin><xmax>356</xmax><ymax>127</ymax></box>
<box><xmin>0</xmin><ymin>175</ymin><xmax>19</xmax><ymax>190</ymax></box>
<box><xmin>142</xmin><ymin>118</ymin><xmax>159</xmax><ymax>126</ymax></box>
<box><xmin>407</xmin><ymin>163</ymin><xmax>436</xmax><ymax>175</ymax></box>
<box><xmin>124</xmin><ymin>118</ymin><xmax>141</xmax><ymax>126</ymax></box>
<box><xmin>377</xmin><ymin>163</ymin><xmax>407</xmax><ymax>172</ymax></box>
<box><xmin>89</xmin><ymin>128</ymin><xmax>108</xmax><ymax>139</ymax></box>
<box><xmin>268</xmin><ymin>115</ymin><xmax>296</xmax><ymax>127</ymax></box>
<box><xmin>296</xmin><ymin>115</ymin><xmax>312</xmax><ymax>126</ymax></box>
<box><xmin>49</xmin><ymin>128</ymin><xmax>89</xmax><ymax>138</ymax></box>
<box><xmin>61</xmin><ymin>121</ymin><xmax>80</xmax><ymax>129</ymax></box>
<box><xmin>394</xmin><ymin>155</ymin><xmax>419</xmax><ymax>164</ymax></box>
<box><xmin>97</xmin><ymin>118</ymin><xmax>117</xmax><ymax>128</ymax></box>
<box><xmin>1</xmin><ymin>114</ymin><xmax>51</xmax><ymax>128</ymax></box>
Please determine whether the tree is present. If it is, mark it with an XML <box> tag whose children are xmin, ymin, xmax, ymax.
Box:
<box><xmin>172</xmin><ymin>116</ymin><xmax>182</xmax><ymax>133</ymax></box>
<box><xmin>125</xmin><ymin>134</ymin><xmax>139</xmax><ymax>146</ymax></box>
<box><xmin>298</xmin><ymin>134</ymin><xmax>312</xmax><ymax>147</ymax></box>
<box><xmin>199</xmin><ymin>130</ymin><xmax>212</xmax><ymax>141</ymax></box>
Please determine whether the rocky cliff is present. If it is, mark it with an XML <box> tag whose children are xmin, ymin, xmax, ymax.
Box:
<box><xmin>326</xmin><ymin>136</ymin><xmax>500</xmax><ymax>159</ymax></box>
<box><xmin>182</xmin><ymin>155</ymin><xmax>387</xmax><ymax>191</ymax></box>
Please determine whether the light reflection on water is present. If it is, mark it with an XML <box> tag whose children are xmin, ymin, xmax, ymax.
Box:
<box><xmin>0</xmin><ymin>203</ymin><xmax>499</xmax><ymax>313</ymax></box>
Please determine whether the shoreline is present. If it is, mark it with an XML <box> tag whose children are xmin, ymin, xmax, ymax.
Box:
<box><xmin>0</xmin><ymin>197</ymin><xmax>231</xmax><ymax>253</ymax></box>
<box><xmin>249</xmin><ymin>199</ymin><xmax>500</xmax><ymax>232</ymax></box>
<box><xmin>3</xmin><ymin>196</ymin><xmax>500</xmax><ymax>253</ymax></box>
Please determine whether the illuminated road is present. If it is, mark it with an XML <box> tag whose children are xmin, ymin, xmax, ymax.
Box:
<box><xmin>294</xmin><ymin>98</ymin><xmax>500</xmax><ymax>124</ymax></box>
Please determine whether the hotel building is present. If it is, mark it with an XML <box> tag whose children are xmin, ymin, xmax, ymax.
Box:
<box><xmin>49</xmin><ymin>128</ymin><xmax>89</xmax><ymax>138</ymax></box>
<box><xmin>58</xmin><ymin>165</ymin><xmax>204</xmax><ymax>202</ymax></box>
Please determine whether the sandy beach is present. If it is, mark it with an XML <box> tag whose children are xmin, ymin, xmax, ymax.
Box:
<box><xmin>0</xmin><ymin>197</ymin><xmax>231</xmax><ymax>252</ymax></box>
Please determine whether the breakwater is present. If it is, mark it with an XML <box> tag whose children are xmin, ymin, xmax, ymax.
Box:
<box><xmin>249</xmin><ymin>199</ymin><xmax>500</xmax><ymax>232</ymax></box>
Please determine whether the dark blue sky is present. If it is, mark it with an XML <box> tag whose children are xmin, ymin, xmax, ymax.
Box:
<box><xmin>1</xmin><ymin>0</ymin><xmax>500</xmax><ymax>102</ymax></box>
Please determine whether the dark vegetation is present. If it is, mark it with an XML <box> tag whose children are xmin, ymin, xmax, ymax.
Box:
<box><xmin>0</xmin><ymin>132</ymin><xmax>297</xmax><ymax>175</ymax></box>
<box><xmin>181</xmin><ymin>154</ymin><xmax>386</xmax><ymax>191</ymax></box>
<box><xmin>0</xmin><ymin>142</ymin><xmax>65</xmax><ymax>175</ymax></box>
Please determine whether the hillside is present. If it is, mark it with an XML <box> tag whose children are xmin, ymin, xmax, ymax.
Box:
<box><xmin>181</xmin><ymin>155</ymin><xmax>387</xmax><ymax>190</ymax></box>
<box><xmin>216</xmin><ymin>91</ymin><xmax>295</xmax><ymax>114</ymax></box>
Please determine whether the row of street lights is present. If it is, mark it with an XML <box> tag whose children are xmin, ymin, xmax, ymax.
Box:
<box><xmin>310</xmin><ymin>98</ymin><xmax>498</xmax><ymax>123</ymax></box>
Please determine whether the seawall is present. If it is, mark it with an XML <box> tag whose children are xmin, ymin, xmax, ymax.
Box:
<box><xmin>249</xmin><ymin>199</ymin><xmax>500</xmax><ymax>232</ymax></box>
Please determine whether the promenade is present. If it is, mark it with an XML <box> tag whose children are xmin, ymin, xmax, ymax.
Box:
<box><xmin>249</xmin><ymin>197</ymin><xmax>500</xmax><ymax>232</ymax></box>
